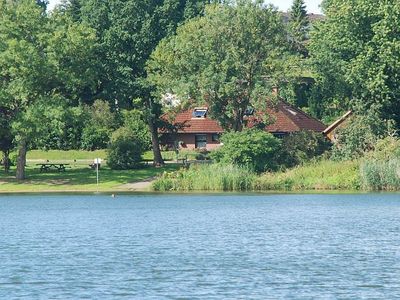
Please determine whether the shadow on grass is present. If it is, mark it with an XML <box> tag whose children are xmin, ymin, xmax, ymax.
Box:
<box><xmin>0</xmin><ymin>164</ymin><xmax>180</xmax><ymax>187</ymax></box>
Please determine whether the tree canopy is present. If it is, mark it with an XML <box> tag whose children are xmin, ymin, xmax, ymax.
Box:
<box><xmin>148</xmin><ymin>1</ymin><xmax>292</xmax><ymax>131</ymax></box>
<box><xmin>309</xmin><ymin>0</ymin><xmax>400</xmax><ymax>124</ymax></box>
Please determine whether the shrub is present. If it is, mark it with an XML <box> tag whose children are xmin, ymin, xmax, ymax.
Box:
<box><xmin>81</xmin><ymin>125</ymin><xmax>111</xmax><ymax>151</ymax></box>
<box><xmin>107</xmin><ymin>127</ymin><xmax>144</xmax><ymax>170</ymax></box>
<box><xmin>81</xmin><ymin>100</ymin><xmax>118</xmax><ymax>150</ymax></box>
<box><xmin>277</xmin><ymin>130</ymin><xmax>331</xmax><ymax>168</ymax></box>
<box><xmin>331</xmin><ymin>110</ymin><xmax>393</xmax><ymax>160</ymax></box>
<box><xmin>122</xmin><ymin>109</ymin><xmax>151</xmax><ymax>151</ymax></box>
<box><xmin>210</xmin><ymin>129</ymin><xmax>281</xmax><ymax>172</ymax></box>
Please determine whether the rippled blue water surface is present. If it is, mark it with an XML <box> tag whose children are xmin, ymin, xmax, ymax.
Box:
<box><xmin>1</xmin><ymin>193</ymin><xmax>400</xmax><ymax>299</ymax></box>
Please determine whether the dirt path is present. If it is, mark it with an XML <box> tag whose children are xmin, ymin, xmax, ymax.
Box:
<box><xmin>119</xmin><ymin>177</ymin><xmax>157</xmax><ymax>191</ymax></box>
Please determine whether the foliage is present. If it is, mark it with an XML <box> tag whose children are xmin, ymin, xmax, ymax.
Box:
<box><xmin>0</xmin><ymin>107</ymin><xmax>14</xmax><ymax>159</ymax></box>
<box><xmin>148</xmin><ymin>1</ymin><xmax>294</xmax><ymax>131</ymax></box>
<box><xmin>277</xmin><ymin>131</ymin><xmax>331</xmax><ymax>168</ymax></box>
<box><xmin>256</xmin><ymin>159</ymin><xmax>360</xmax><ymax>191</ymax></box>
<box><xmin>81</xmin><ymin>126</ymin><xmax>110</xmax><ymax>151</ymax></box>
<box><xmin>72</xmin><ymin>0</ymin><xmax>211</xmax><ymax>107</ymax></box>
<box><xmin>107</xmin><ymin>127</ymin><xmax>144</xmax><ymax>170</ymax></box>
<box><xmin>0</xmin><ymin>0</ymin><xmax>98</xmax><ymax>179</ymax></box>
<box><xmin>364</xmin><ymin>136</ymin><xmax>400</xmax><ymax>161</ymax></box>
<box><xmin>121</xmin><ymin>109</ymin><xmax>151</xmax><ymax>150</ymax></box>
<box><xmin>289</xmin><ymin>0</ymin><xmax>309</xmax><ymax>55</ymax></box>
<box><xmin>153</xmin><ymin>163</ymin><xmax>257</xmax><ymax>191</ymax></box>
<box><xmin>81</xmin><ymin>100</ymin><xmax>117</xmax><ymax>150</ymax></box>
<box><xmin>210</xmin><ymin>129</ymin><xmax>281</xmax><ymax>172</ymax></box>
<box><xmin>309</xmin><ymin>0</ymin><xmax>400</xmax><ymax>124</ymax></box>
<box><xmin>331</xmin><ymin>110</ymin><xmax>393</xmax><ymax>160</ymax></box>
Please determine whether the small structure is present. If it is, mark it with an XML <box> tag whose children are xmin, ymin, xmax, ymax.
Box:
<box><xmin>323</xmin><ymin>111</ymin><xmax>353</xmax><ymax>142</ymax></box>
<box><xmin>160</xmin><ymin>101</ymin><xmax>326</xmax><ymax>151</ymax></box>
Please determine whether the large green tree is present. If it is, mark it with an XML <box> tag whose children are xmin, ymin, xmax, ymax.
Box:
<box><xmin>147</xmin><ymin>1</ymin><xmax>292</xmax><ymax>132</ymax></box>
<box><xmin>64</xmin><ymin>0</ymin><xmax>216</xmax><ymax>165</ymax></box>
<box><xmin>0</xmin><ymin>0</ymin><xmax>98</xmax><ymax>179</ymax></box>
<box><xmin>309</xmin><ymin>0</ymin><xmax>400</xmax><ymax>124</ymax></box>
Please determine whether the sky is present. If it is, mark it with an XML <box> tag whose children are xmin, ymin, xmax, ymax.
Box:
<box><xmin>48</xmin><ymin>0</ymin><xmax>323</xmax><ymax>14</ymax></box>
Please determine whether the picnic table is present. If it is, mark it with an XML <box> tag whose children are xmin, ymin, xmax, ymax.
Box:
<box><xmin>37</xmin><ymin>163</ymin><xmax>69</xmax><ymax>172</ymax></box>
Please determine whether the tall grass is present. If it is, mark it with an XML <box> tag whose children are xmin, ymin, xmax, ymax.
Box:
<box><xmin>152</xmin><ymin>163</ymin><xmax>257</xmax><ymax>191</ymax></box>
<box><xmin>360</xmin><ymin>159</ymin><xmax>400</xmax><ymax>191</ymax></box>
<box><xmin>256</xmin><ymin>160</ymin><xmax>361</xmax><ymax>191</ymax></box>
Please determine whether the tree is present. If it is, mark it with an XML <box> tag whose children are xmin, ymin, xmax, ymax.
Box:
<box><xmin>309</xmin><ymin>0</ymin><xmax>400</xmax><ymax>124</ymax></box>
<box><xmin>72</xmin><ymin>0</ymin><xmax>215</xmax><ymax>166</ymax></box>
<box><xmin>289</xmin><ymin>0</ymin><xmax>309</xmax><ymax>56</ymax></box>
<box><xmin>0</xmin><ymin>0</ymin><xmax>98</xmax><ymax>179</ymax></box>
<box><xmin>147</xmin><ymin>1</ymin><xmax>291</xmax><ymax>132</ymax></box>
<box><xmin>0</xmin><ymin>107</ymin><xmax>13</xmax><ymax>173</ymax></box>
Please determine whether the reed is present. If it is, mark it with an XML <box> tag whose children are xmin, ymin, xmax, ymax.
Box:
<box><xmin>360</xmin><ymin>159</ymin><xmax>400</xmax><ymax>191</ymax></box>
<box><xmin>255</xmin><ymin>159</ymin><xmax>361</xmax><ymax>191</ymax></box>
<box><xmin>152</xmin><ymin>163</ymin><xmax>257</xmax><ymax>191</ymax></box>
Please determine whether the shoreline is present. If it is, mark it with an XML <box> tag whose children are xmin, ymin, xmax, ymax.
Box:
<box><xmin>0</xmin><ymin>188</ymin><xmax>390</xmax><ymax>195</ymax></box>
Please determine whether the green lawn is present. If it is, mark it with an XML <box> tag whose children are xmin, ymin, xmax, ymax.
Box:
<box><xmin>0</xmin><ymin>164</ymin><xmax>179</xmax><ymax>193</ymax></box>
<box><xmin>27</xmin><ymin>149</ymin><xmax>198</xmax><ymax>163</ymax></box>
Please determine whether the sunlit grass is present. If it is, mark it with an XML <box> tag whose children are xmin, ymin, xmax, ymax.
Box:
<box><xmin>0</xmin><ymin>164</ymin><xmax>179</xmax><ymax>193</ymax></box>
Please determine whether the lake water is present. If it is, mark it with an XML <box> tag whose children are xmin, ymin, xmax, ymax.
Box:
<box><xmin>1</xmin><ymin>193</ymin><xmax>400</xmax><ymax>299</ymax></box>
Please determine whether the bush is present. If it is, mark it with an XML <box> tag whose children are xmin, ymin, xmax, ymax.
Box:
<box><xmin>107</xmin><ymin>127</ymin><xmax>144</xmax><ymax>170</ymax></box>
<box><xmin>277</xmin><ymin>131</ymin><xmax>331</xmax><ymax>168</ymax></box>
<box><xmin>152</xmin><ymin>163</ymin><xmax>257</xmax><ymax>191</ymax></box>
<box><xmin>81</xmin><ymin>125</ymin><xmax>111</xmax><ymax>151</ymax></box>
<box><xmin>81</xmin><ymin>100</ymin><xmax>118</xmax><ymax>151</ymax></box>
<box><xmin>331</xmin><ymin>110</ymin><xmax>393</xmax><ymax>160</ymax></box>
<box><xmin>210</xmin><ymin>129</ymin><xmax>281</xmax><ymax>172</ymax></box>
<box><xmin>122</xmin><ymin>109</ymin><xmax>151</xmax><ymax>151</ymax></box>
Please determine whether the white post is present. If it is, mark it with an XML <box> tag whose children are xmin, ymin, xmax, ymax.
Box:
<box><xmin>94</xmin><ymin>158</ymin><xmax>101</xmax><ymax>191</ymax></box>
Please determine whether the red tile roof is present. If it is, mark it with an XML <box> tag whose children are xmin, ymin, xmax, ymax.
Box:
<box><xmin>162</xmin><ymin>101</ymin><xmax>326</xmax><ymax>134</ymax></box>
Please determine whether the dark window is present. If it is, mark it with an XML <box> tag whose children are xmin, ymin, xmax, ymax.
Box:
<box><xmin>244</xmin><ymin>107</ymin><xmax>255</xmax><ymax>116</ymax></box>
<box><xmin>212</xmin><ymin>133</ymin><xmax>219</xmax><ymax>142</ymax></box>
<box><xmin>195</xmin><ymin>134</ymin><xmax>207</xmax><ymax>148</ymax></box>
<box><xmin>192</xmin><ymin>109</ymin><xmax>207</xmax><ymax>118</ymax></box>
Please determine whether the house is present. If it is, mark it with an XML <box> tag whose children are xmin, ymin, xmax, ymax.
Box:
<box><xmin>160</xmin><ymin>101</ymin><xmax>327</xmax><ymax>151</ymax></box>
<box><xmin>323</xmin><ymin>111</ymin><xmax>353</xmax><ymax>142</ymax></box>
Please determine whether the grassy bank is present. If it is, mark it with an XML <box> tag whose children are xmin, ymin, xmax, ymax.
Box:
<box><xmin>0</xmin><ymin>164</ymin><xmax>179</xmax><ymax>193</ymax></box>
<box><xmin>152</xmin><ymin>160</ymin><xmax>361</xmax><ymax>192</ymax></box>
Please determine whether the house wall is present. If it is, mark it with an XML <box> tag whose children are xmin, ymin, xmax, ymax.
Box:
<box><xmin>161</xmin><ymin>133</ymin><xmax>222</xmax><ymax>151</ymax></box>
<box><xmin>178</xmin><ymin>133</ymin><xmax>221</xmax><ymax>150</ymax></box>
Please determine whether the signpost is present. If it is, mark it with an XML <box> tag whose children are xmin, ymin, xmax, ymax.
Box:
<box><xmin>94</xmin><ymin>158</ymin><xmax>102</xmax><ymax>190</ymax></box>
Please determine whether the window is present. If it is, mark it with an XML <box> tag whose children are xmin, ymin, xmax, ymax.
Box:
<box><xmin>195</xmin><ymin>134</ymin><xmax>207</xmax><ymax>148</ymax></box>
<box><xmin>244</xmin><ymin>107</ymin><xmax>255</xmax><ymax>116</ymax></box>
<box><xmin>192</xmin><ymin>108</ymin><xmax>207</xmax><ymax>118</ymax></box>
<box><xmin>212</xmin><ymin>133</ymin><xmax>220</xmax><ymax>142</ymax></box>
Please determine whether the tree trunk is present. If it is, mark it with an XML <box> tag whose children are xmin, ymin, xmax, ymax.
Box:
<box><xmin>16</xmin><ymin>139</ymin><xmax>27</xmax><ymax>180</ymax></box>
<box><xmin>3</xmin><ymin>151</ymin><xmax>10</xmax><ymax>174</ymax></box>
<box><xmin>148</xmin><ymin>117</ymin><xmax>164</xmax><ymax>166</ymax></box>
